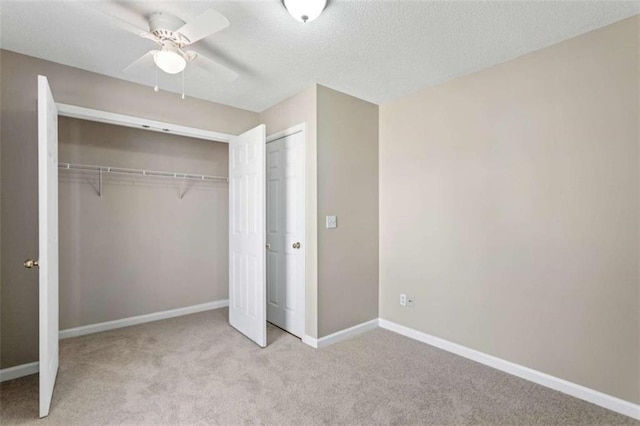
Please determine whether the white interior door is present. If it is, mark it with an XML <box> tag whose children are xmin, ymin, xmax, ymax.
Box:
<box><xmin>266</xmin><ymin>131</ymin><xmax>305</xmax><ymax>338</ymax></box>
<box><xmin>37</xmin><ymin>75</ymin><xmax>59</xmax><ymax>418</ymax></box>
<box><xmin>229</xmin><ymin>124</ymin><xmax>267</xmax><ymax>347</ymax></box>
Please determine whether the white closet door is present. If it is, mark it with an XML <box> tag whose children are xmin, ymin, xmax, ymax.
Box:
<box><xmin>266</xmin><ymin>132</ymin><xmax>305</xmax><ymax>338</ymax></box>
<box><xmin>229</xmin><ymin>124</ymin><xmax>267</xmax><ymax>347</ymax></box>
<box><xmin>37</xmin><ymin>75</ymin><xmax>59</xmax><ymax>418</ymax></box>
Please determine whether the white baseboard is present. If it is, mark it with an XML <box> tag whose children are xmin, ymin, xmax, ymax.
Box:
<box><xmin>59</xmin><ymin>299</ymin><xmax>229</xmax><ymax>339</ymax></box>
<box><xmin>303</xmin><ymin>318</ymin><xmax>379</xmax><ymax>349</ymax></box>
<box><xmin>379</xmin><ymin>319</ymin><xmax>640</xmax><ymax>420</ymax></box>
<box><xmin>0</xmin><ymin>361</ymin><xmax>39</xmax><ymax>382</ymax></box>
<box><xmin>301</xmin><ymin>335</ymin><xmax>319</xmax><ymax>348</ymax></box>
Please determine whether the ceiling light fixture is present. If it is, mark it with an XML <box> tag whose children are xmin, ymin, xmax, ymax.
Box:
<box><xmin>153</xmin><ymin>45</ymin><xmax>186</xmax><ymax>74</ymax></box>
<box><xmin>283</xmin><ymin>0</ymin><xmax>327</xmax><ymax>23</ymax></box>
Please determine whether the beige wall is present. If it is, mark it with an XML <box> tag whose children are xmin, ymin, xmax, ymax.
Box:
<box><xmin>58</xmin><ymin>118</ymin><xmax>229</xmax><ymax>329</ymax></box>
<box><xmin>317</xmin><ymin>86</ymin><xmax>379</xmax><ymax>337</ymax></box>
<box><xmin>0</xmin><ymin>50</ymin><xmax>258</xmax><ymax>368</ymax></box>
<box><xmin>379</xmin><ymin>16</ymin><xmax>639</xmax><ymax>404</ymax></box>
<box><xmin>259</xmin><ymin>86</ymin><xmax>319</xmax><ymax>338</ymax></box>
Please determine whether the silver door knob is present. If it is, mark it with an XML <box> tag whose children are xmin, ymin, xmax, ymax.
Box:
<box><xmin>292</xmin><ymin>242</ymin><xmax>301</xmax><ymax>249</ymax></box>
<box><xmin>24</xmin><ymin>259</ymin><xmax>39</xmax><ymax>268</ymax></box>
<box><xmin>266</xmin><ymin>243</ymin><xmax>271</xmax><ymax>249</ymax></box>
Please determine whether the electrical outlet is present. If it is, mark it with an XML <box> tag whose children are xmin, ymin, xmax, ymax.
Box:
<box><xmin>400</xmin><ymin>293</ymin><xmax>407</xmax><ymax>306</ymax></box>
<box><xmin>406</xmin><ymin>296</ymin><xmax>415</xmax><ymax>308</ymax></box>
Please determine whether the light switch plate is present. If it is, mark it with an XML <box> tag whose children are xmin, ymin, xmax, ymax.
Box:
<box><xmin>326</xmin><ymin>215</ymin><xmax>337</xmax><ymax>229</ymax></box>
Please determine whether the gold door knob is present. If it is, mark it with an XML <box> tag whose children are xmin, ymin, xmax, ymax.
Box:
<box><xmin>24</xmin><ymin>259</ymin><xmax>39</xmax><ymax>269</ymax></box>
<box><xmin>292</xmin><ymin>242</ymin><xmax>301</xmax><ymax>249</ymax></box>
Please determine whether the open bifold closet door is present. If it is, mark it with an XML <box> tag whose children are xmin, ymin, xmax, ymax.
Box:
<box><xmin>228</xmin><ymin>125</ymin><xmax>267</xmax><ymax>347</ymax></box>
<box><xmin>36</xmin><ymin>75</ymin><xmax>60</xmax><ymax>418</ymax></box>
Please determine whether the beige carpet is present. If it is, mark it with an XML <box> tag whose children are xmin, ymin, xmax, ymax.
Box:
<box><xmin>1</xmin><ymin>308</ymin><xmax>636</xmax><ymax>425</ymax></box>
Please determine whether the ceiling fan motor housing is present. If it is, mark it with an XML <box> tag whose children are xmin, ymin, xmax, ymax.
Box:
<box><xmin>149</xmin><ymin>12</ymin><xmax>188</xmax><ymax>45</ymax></box>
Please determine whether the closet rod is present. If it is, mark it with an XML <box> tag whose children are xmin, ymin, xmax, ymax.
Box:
<box><xmin>58</xmin><ymin>162</ymin><xmax>229</xmax><ymax>183</ymax></box>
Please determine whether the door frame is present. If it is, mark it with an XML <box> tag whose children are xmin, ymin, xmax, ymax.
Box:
<box><xmin>53</xmin><ymin>104</ymin><xmax>308</xmax><ymax>338</ymax></box>
<box><xmin>266</xmin><ymin>123</ymin><xmax>307</xmax><ymax>338</ymax></box>
<box><xmin>56</xmin><ymin>103</ymin><xmax>234</xmax><ymax>143</ymax></box>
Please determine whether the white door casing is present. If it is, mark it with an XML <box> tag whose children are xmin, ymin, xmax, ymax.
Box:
<box><xmin>266</xmin><ymin>131</ymin><xmax>305</xmax><ymax>338</ymax></box>
<box><xmin>37</xmin><ymin>75</ymin><xmax>59</xmax><ymax>418</ymax></box>
<box><xmin>229</xmin><ymin>124</ymin><xmax>267</xmax><ymax>347</ymax></box>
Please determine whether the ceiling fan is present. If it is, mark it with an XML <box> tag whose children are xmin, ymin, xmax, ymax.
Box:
<box><xmin>90</xmin><ymin>3</ymin><xmax>238</xmax><ymax>84</ymax></box>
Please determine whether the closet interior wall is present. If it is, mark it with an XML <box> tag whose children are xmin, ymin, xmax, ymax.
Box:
<box><xmin>58</xmin><ymin>117</ymin><xmax>229</xmax><ymax>329</ymax></box>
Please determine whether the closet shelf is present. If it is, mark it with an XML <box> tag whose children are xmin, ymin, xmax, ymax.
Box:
<box><xmin>58</xmin><ymin>162</ymin><xmax>228</xmax><ymax>199</ymax></box>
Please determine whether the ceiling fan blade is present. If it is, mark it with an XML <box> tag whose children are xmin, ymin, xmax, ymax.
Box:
<box><xmin>85</xmin><ymin>2</ymin><xmax>154</xmax><ymax>39</ymax></box>
<box><xmin>187</xmin><ymin>51</ymin><xmax>238</xmax><ymax>82</ymax></box>
<box><xmin>123</xmin><ymin>50</ymin><xmax>158</xmax><ymax>73</ymax></box>
<box><xmin>177</xmin><ymin>9</ymin><xmax>230</xmax><ymax>45</ymax></box>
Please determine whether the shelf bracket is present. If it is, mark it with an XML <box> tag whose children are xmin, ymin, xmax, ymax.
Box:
<box><xmin>98</xmin><ymin>168</ymin><xmax>103</xmax><ymax>198</ymax></box>
<box><xmin>179</xmin><ymin>176</ymin><xmax>187</xmax><ymax>200</ymax></box>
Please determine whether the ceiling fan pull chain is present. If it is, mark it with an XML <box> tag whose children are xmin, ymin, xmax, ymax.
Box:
<box><xmin>181</xmin><ymin>68</ymin><xmax>185</xmax><ymax>100</ymax></box>
<box><xmin>154</xmin><ymin>65</ymin><xmax>159</xmax><ymax>92</ymax></box>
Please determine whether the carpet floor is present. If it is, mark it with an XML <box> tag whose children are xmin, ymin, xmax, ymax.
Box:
<box><xmin>1</xmin><ymin>308</ymin><xmax>636</xmax><ymax>425</ymax></box>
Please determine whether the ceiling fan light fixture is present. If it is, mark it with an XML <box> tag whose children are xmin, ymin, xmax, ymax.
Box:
<box><xmin>283</xmin><ymin>0</ymin><xmax>327</xmax><ymax>23</ymax></box>
<box><xmin>154</xmin><ymin>46</ymin><xmax>186</xmax><ymax>74</ymax></box>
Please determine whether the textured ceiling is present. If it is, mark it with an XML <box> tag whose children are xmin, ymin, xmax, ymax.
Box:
<box><xmin>1</xmin><ymin>1</ymin><xmax>639</xmax><ymax>112</ymax></box>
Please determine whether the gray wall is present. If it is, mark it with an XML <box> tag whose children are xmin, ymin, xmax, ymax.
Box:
<box><xmin>317</xmin><ymin>86</ymin><xmax>379</xmax><ymax>337</ymax></box>
<box><xmin>379</xmin><ymin>16</ymin><xmax>639</xmax><ymax>403</ymax></box>
<box><xmin>58</xmin><ymin>118</ymin><xmax>229</xmax><ymax>329</ymax></box>
<box><xmin>0</xmin><ymin>50</ymin><xmax>258</xmax><ymax>369</ymax></box>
